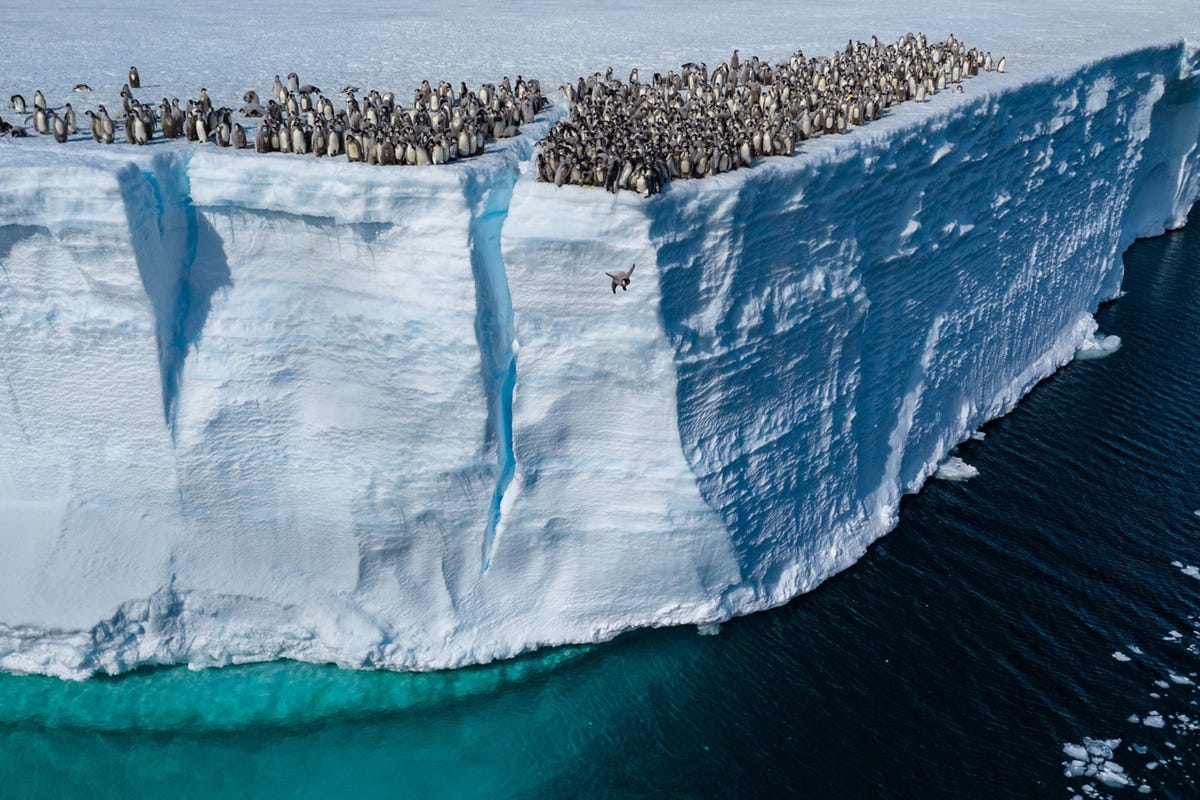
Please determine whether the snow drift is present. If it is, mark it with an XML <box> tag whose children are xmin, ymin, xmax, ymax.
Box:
<box><xmin>1</xmin><ymin>41</ymin><xmax>1198</xmax><ymax>678</ymax></box>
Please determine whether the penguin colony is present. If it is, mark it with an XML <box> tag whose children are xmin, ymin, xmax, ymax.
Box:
<box><xmin>1</xmin><ymin>68</ymin><xmax>548</xmax><ymax>167</ymax></box>
<box><xmin>536</xmin><ymin>33</ymin><xmax>1006</xmax><ymax>196</ymax></box>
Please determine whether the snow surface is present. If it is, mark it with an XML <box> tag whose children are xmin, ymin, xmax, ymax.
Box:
<box><xmin>1</xmin><ymin>2</ymin><xmax>1200</xmax><ymax>677</ymax></box>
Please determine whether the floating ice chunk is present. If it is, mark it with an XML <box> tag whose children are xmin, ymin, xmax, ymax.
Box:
<box><xmin>935</xmin><ymin>456</ymin><xmax>979</xmax><ymax>481</ymax></box>
<box><xmin>1168</xmin><ymin>672</ymin><xmax>1193</xmax><ymax>685</ymax></box>
<box><xmin>1132</xmin><ymin>744</ymin><xmax>1148</xmax><ymax>754</ymax></box>
<box><xmin>696</xmin><ymin>622</ymin><xmax>721</xmax><ymax>636</ymax></box>
<box><xmin>1164</xmin><ymin>630</ymin><xmax>1183</xmax><ymax>640</ymax></box>
<box><xmin>1146</xmin><ymin>761</ymin><xmax>1158</xmax><ymax>769</ymax></box>
<box><xmin>1154</xmin><ymin>680</ymin><xmax>1169</xmax><ymax>689</ymax></box>
<box><xmin>1075</xmin><ymin>332</ymin><xmax>1122</xmax><ymax>360</ymax></box>
<box><xmin>1138</xmin><ymin>785</ymin><xmax>1152</xmax><ymax>794</ymax></box>
<box><xmin>1144</xmin><ymin>712</ymin><xmax>1165</xmax><ymax>728</ymax></box>
<box><xmin>1085</xmin><ymin>738</ymin><xmax>1121</xmax><ymax>758</ymax></box>
<box><xmin>1113</xmin><ymin>651</ymin><xmax>1132</xmax><ymax>662</ymax></box>
<box><xmin>1097</xmin><ymin>765</ymin><xmax>1130</xmax><ymax>788</ymax></box>
<box><xmin>970</xmin><ymin>431</ymin><xmax>986</xmax><ymax>441</ymax></box>
<box><xmin>1128</xmin><ymin>645</ymin><xmax>1144</xmax><ymax>655</ymax></box>
<box><xmin>1128</xmin><ymin>714</ymin><xmax>1141</xmax><ymax>723</ymax></box>
<box><xmin>1064</xmin><ymin>742</ymin><xmax>1091</xmax><ymax>761</ymax></box>
<box><xmin>1180</xmin><ymin>565</ymin><xmax>1200</xmax><ymax>579</ymax></box>
<box><xmin>1193</xmin><ymin>510</ymin><xmax>1200</xmax><ymax>518</ymax></box>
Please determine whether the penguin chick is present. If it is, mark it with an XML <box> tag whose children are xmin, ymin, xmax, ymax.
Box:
<box><xmin>605</xmin><ymin>263</ymin><xmax>635</xmax><ymax>293</ymax></box>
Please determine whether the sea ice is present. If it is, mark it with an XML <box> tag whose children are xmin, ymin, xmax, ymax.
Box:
<box><xmin>1074</xmin><ymin>332</ymin><xmax>1123</xmax><ymax>360</ymax></box>
<box><xmin>934</xmin><ymin>457</ymin><xmax>980</xmax><ymax>482</ymax></box>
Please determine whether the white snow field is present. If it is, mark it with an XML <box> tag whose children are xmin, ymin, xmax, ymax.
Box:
<box><xmin>1</xmin><ymin>2</ymin><xmax>1199</xmax><ymax>678</ymax></box>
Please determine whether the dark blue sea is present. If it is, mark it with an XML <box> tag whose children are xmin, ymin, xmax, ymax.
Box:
<box><xmin>2</xmin><ymin>207</ymin><xmax>1198</xmax><ymax>799</ymax></box>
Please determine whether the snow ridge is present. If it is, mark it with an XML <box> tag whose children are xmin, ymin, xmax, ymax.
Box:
<box><xmin>0</xmin><ymin>42</ymin><xmax>1199</xmax><ymax>678</ymax></box>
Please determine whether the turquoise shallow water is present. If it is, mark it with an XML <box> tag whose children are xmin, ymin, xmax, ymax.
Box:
<box><xmin>3</xmin><ymin>207</ymin><xmax>1200</xmax><ymax>799</ymax></box>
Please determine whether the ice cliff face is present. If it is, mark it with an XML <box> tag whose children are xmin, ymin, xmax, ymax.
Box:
<box><xmin>1</xmin><ymin>42</ymin><xmax>1198</xmax><ymax>678</ymax></box>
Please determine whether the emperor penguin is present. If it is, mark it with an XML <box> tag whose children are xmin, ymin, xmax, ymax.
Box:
<box><xmin>10</xmin><ymin>94</ymin><xmax>26</xmax><ymax>114</ymax></box>
<box><xmin>997</xmin><ymin>56</ymin><xmax>1007</xmax><ymax>73</ymax></box>
<box><xmin>254</xmin><ymin>121</ymin><xmax>271</xmax><ymax>153</ymax></box>
<box><xmin>33</xmin><ymin>105</ymin><xmax>49</xmax><ymax>134</ymax></box>
<box><xmin>99</xmin><ymin>106</ymin><xmax>115</xmax><ymax>143</ymax></box>
<box><xmin>161</xmin><ymin>102</ymin><xmax>178</xmax><ymax>138</ymax></box>
<box><xmin>345</xmin><ymin>132</ymin><xmax>364</xmax><ymax>162</ymax></box>
<box><xmin>84</xmin><ymin>109</ymin><xmax>101</xmax><ymax>142</ymax></box>
<box><xmin>51</xmin><ymin>111</ymin><xmax>68</xmax><ymax>143</ymax></box>
<box><xmin>131</xmin><ymin>112</ymin><xmax>149</xmax><ymax>145</ymax></box>
<box><xmin>33</xmin><ymin>89</ymin><xmax>46</xmax><ymax>111</ymax></box>
<box><xmin>605</xmin><ymin>263</ymin><xmax>635</xmax><ymax>293</ymax></box>
<box><xmin>231</xmin><ymin>122</ymin><xmax>247</xmax><ymax>149</ymax></box>
<box><xmin>64</xmin><ymin>103</ymin><xmax>76</xmax><ymax>134</ymax></box>
<box><xmin>129</xmin><ymin>66</ymin><xmax>140</xmax><ymax>88</ymax></box>
<box><xmin>240</xmin><ymin>90</ymin><xmax>264</xmax><ymax>117</ymax></box>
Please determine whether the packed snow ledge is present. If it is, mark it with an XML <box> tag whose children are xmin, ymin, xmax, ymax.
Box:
<box><xmin>2</xmin><ymin>40</ymin><xmax>1199</xmax><ymax>678</ymax></box>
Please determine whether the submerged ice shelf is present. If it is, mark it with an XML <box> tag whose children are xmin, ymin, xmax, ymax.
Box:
<box><xmin>1</xmin><ymin>41</ymin><xmax>1199</xmax><ymax>678</ymax></box>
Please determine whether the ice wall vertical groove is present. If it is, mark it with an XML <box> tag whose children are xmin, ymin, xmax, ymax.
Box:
<box><xmin>464</xmin><ymin>162</ymin><xmax>521</xmax><ymax>572</ymax></box>
<box><xmin>120</xmin><ymin>153</ymin><xmax>230</xmax><ymax>432</ymax></box>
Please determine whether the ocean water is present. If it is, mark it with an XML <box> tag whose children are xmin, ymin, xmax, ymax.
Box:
<box><xmin>2</xmin><ymin>207</ymin><xmax>1199</xmax><ymax>799</ymax></box>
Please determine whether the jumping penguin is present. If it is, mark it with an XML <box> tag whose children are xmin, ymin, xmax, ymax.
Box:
<box><xmin>606</xmin><ymin>263</ymin><xmax>635</xmax><ymax>293</ymax></box>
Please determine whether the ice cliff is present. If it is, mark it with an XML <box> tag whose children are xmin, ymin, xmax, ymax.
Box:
<box><xmin>1</xmin><ymin>42</ymin><xmax>1198</xmax><ymax>678</ymax></box>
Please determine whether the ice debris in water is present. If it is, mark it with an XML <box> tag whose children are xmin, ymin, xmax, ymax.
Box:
<box><xmin>1063</xmin><ymin>737</ymin><xmax>1131</xmax><ymax>788</ymax></box>
<box><xmin>1074</xmin><ymin>332</ymin><xmax>1122</xmax><ymax>360</ymax></box>
<box><xmin>969</xmin><ymin>430</ymin><xmax>986</xmax><ymax>441</ymax></box>
<box><xmin>696</xmin><ymin>622</ymin><xmax>721</xmax><ymax>636</ymax></box>
<box><xmin>1143</xmin><ymin>712</ymin><xmax>1165</xmax><ymax>728</ymax></box>
<box><xmin>1113</xmin><ymin>651</ymin><xmax>1132</xmax><ymax>662</ymax></box>
<box><xmin>934</xmin><ymin>456</ymin><xmax>979</xmax><ymax>481</ymax></box>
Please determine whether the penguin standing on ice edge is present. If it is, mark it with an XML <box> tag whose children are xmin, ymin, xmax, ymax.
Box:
<box><xmin>606</xmin><ymin>263</ymin><xmax>635</xmax><ymax>293</ymax></box>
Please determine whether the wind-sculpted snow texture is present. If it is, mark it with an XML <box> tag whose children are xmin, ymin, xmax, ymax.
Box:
<box><xmin>1</xmin><ymin>43</ymin><xmax>1198</xmax><ymax>678</ymax></box>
